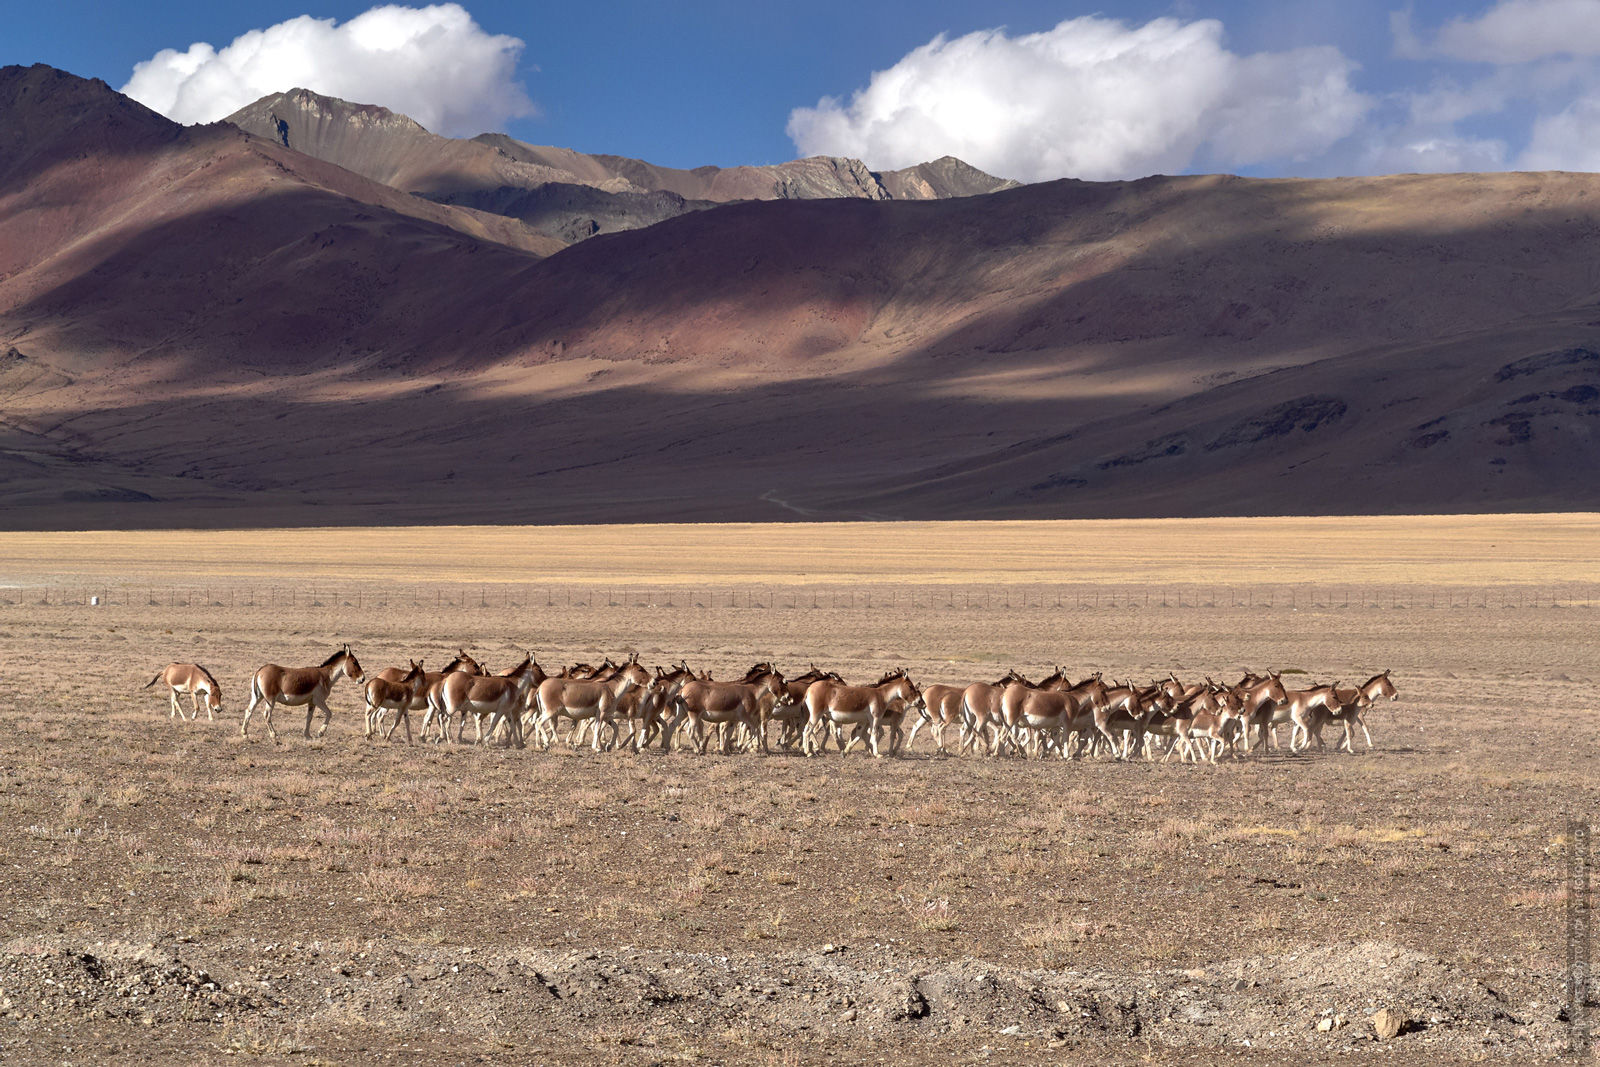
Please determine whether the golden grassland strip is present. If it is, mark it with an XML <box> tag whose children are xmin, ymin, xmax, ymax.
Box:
<box><xmin>0</xmin><ymin>513</ymin><xmax>1595</xmax><ymax>586</ymax></box>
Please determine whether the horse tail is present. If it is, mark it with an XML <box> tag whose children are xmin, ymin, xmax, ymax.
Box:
<box><xmin>143</xmin><ymin>671</ymin><xmax>163</xmax><ymax>690</ymax></box>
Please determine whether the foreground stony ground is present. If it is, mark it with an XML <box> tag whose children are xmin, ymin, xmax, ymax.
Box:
<box><xmin>0</xmin><ymin>590</ymin><xmax>1593</xmax><ymax>1064</ymax></box>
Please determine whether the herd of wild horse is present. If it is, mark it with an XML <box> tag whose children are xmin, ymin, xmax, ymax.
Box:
<box><xmin>144</xmin><ymin>648</ymin><xmax>1400</xmax><ymax>761</ymax></box>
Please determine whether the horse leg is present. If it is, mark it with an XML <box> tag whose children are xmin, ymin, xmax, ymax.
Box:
<box><xmin>1289</xmin><ymin>713</ymin><xmax>1311</xmax><ymax>754</ymax></box>
<box><xmin>802</xmin><ymin>715</ymin><xmax>822</xmax><ymax>757</ymax></box>
<box><xmin>906</xmin><ymin>715</ymin><xmax>927</xmax><ymax>752</ymax></box>
<box><xmin>506</xmin><ymin>701</ymin><xmax>525</xmax><ymax>750</ymax></box>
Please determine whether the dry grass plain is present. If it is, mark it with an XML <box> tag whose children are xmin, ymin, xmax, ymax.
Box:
<box><xmin>0</xmin><ymin>516</ymin><xmax>1596</xmax><ymax>1065</ymax></box>
<box><xmin>1</xmin><ymin>513</ymin><xmax>1596</xmax><ymax>586</ymax></box>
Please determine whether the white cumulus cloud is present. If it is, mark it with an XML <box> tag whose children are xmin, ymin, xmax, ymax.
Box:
<box><xmin>1519</xmin><ymin>94</ymin><xmax>1600</xmax><ymax>167</ymax></box>
<box><xmin>1397</xmin><ymin>0</ymin><xmax>1600</xmax><ymax>64</ymax></box>
<box><xmin>786</xmin><ymin>17</ymin><xmax>1370</xmax><ymax>182</ymax></box>
<box><xmin>121</xmin><ymin>3</ymin><xmax>533</xmax><ymax>135</ymax></box>
<box><xmin>1357</xmin><ymin>130</ymin><xmax>1510</xmax><ymax>173</ymax></box>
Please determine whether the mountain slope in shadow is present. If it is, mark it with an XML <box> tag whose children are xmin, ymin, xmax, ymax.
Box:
<box><xmin>1</xmin><ymin>65</ymin><xmax>1596</xmax><ymax>526</ymax></box>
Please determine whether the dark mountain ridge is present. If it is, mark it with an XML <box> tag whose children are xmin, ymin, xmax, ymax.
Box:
<box><xmin>0</xmin><ymin>64</ymin><xmax>1596</xmax><ymax>527</ymax></box>
<box><xmin>223</xmin><ymin>88</ymin><xmax>1020</xmax><ymax>242</ymax></box>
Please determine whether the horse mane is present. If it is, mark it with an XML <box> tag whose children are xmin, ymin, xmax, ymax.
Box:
<box><xmin>874</xmin><ymin>667</ymin><xmax>908</xmax><ymax>686</ymax></box>
<box><xmin>318</xmin><ymin>648</ymin><xmax>347</xmax><ymax>669</ymax></box>
<box><xmin>196</xmin><ymin>664</ymin><xmax>220</xmax><ymax>688</ymax></box>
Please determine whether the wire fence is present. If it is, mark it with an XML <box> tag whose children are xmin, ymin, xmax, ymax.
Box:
<box><xmin>6</xmin><ymin>583</ymin><xmax>1599</xmax><ymax>612</ymax></box>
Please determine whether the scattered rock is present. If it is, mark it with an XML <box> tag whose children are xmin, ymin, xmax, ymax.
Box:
<box><xmin>1372</xmin><ymin>1007</ymin><xmax>1407</xmax><ymax>1040</ymax></box>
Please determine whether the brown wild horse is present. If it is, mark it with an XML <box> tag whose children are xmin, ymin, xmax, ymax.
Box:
<box><xmin>144</xmin><ymin>663</ymin><xmax>222</xmax><ymax>721</ymax></box>
<box><xmin>242</xmin><ymin>645</ymin><xmax>364</xmax><ymax>740</ymax></box>
<box><xmin>1283</xmin><ymin>684</ymin><xmax>1347</xmax><ymax>753</ymax></box>
<box><xmin>958</xmin><ymin>670</ymin><xmax>1031</xmax><ymax>756</ymax></box>
<box><xmin>363</xmin><ymin>660</ymin><xmax>426</xmax><ymax>744</ymax></box>
<box><xmin>669</xmin><ymin>668</ymin><xmax>788</xmax><ymax>755</ymax></box>
<box><xmin>609</xmin><ymin>663</ymin><xmax>696</xmax><ymax>752</ymax></box>
<box><xmin>1169</xmin><ymin>684</ymin><xmax>1246</xmax><ymax>763</ymax></box>
<box><xmin>1234</xmin><ymin>672</ymin><xmax>1289</xmax><ymax>754</ymax></box>
<box><xmin>1306</xmin><ymin>673</ymin><xmax>1397</xmax><ymax>753</ymax></box>
<box><xmin>532</xmin><ymin>656</ymin><xmax>652</xmax><ymax>751</ymax></box>
<box><xmin>802</xmin><ymin>669</ymin><xmax>921</xmax><ymax>758</ymax></box>
<box><xmin>381</xmin><ymin>649</ymin><xmax>485</xmax><ymax>742</ymax></box>
<box><xmin>906</xmin><ymin>683</ymin><xmax>966</xmax><ymax>755</ymax></box>
<box><xmin>999</xmin><ymin>681</ymin><xmax>1083</xmax><ymax>758</ymax></box>
<box><xmin>1336</xmin><ymin>670</ymin><xmax>1399</xmax><ymax>751</ymax></box>
<box><xmin>428</xmin><ymin>654</ymin><xmax>541</xmax><ymax>747</ymax></box>
<box><xmin>772</xmin><ymin>665</ymin><xmax>844</xmax><ymax>752</ymax></box>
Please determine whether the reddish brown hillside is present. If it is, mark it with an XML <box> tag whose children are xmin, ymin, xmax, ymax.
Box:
<box><xmin>0</xmin><ymin>66</ymin><xmax>556</xmax><ymax>379</ymax></box>
<box><xmin>1</xmin><ymin>65</ymin><xmax>1597</xmax><ymax>525</ymax></box>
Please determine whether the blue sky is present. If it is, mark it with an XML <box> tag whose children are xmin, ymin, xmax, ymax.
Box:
<box><xmin>9</xmin><ymin>1</ymin><xmax>1600</xmax><ymax>179</ymax></box>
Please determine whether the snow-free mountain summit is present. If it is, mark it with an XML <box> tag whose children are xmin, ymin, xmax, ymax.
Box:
<box><xmin>1</xmin><ymin>64</ymin><xmax>1596</xmax><ymax>527</ymax></box>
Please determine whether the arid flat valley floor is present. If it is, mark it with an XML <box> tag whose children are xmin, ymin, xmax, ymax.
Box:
<box><xmin>0</xmin><ymin>517</ymin><xmax>1595</xmax><ymax>1065</ymax></box>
